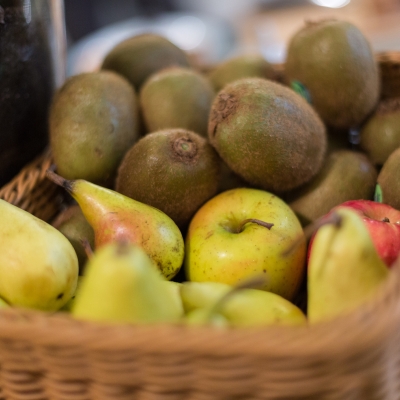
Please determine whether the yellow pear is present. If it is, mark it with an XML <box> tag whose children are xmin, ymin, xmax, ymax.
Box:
<box><xmin>181</xmin><ymin>281</ymin><xmax>306</xmax><ymax>327</ymax></box>
<box><xmin>163</xmin><ymin>281</ymin><xmax>184</xmax><ymax>317</ymax></box>
<box><xmin>184</xmin><ymin>307</ymin><xmax>230</xmax><ymax>328</ymax></box>
<box><xmin>47</xmin><ymin>170</ymin><xmax>184</xmax><ymax>280</ymax></box>
<box><xmin>71</xmin><ymin>242</ymin><xmax>183</xmax><ymax>324</ymax></box>
<box><xmin>0</xmin><ymin>200</ymin><xmax>78</xmax><ymax>311</ymax></box>
<box><xmin>308</xmin><ymin>208</ymin><xmax>389</xmax><ymax>323</ymax></box>
<box><xmin>59</xmin><ymin>276</ymin><xmax>85</xmax><ymax>312</ymax></box>
<box><xmin>0</xmin><ymin>298</ymin><xmax>10</xmax><ymax>308</ymax></box>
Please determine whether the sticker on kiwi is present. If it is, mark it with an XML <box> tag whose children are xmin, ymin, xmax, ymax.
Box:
<box><xmin>291</xmin><ymin>81</ymin><xmax>311</xmax><ymax>104</ymax></box>
<box><xmin>374</xmin><ymin>184</ymin><xmax>383</xmax><ymax>203</ymax></box>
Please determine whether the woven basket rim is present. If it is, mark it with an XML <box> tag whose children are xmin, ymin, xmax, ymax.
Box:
<box><xmin>376</xmin><ymin>50</ymin><xmax>400</xmax><ymax>62</ymax></box>
<box><xmin>0</xmin><ymin>258</ymin><xmax>399</xmax><ymax>359</ymax></box>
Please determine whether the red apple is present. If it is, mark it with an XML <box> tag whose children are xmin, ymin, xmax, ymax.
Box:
<box><xmin>308</xmin><ymin>200</ymin><xmax>400</xmax><ymax>267</ymax></box>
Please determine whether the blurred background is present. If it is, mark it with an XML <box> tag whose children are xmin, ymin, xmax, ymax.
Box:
<box><xmin>64</xmin><ymin>0</ymin><xmax>400</xmax><ymax>76</ymax></box>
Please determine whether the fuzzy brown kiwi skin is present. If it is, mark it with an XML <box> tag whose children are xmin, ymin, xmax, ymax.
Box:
<box><xmin>377</xmin><ymin>147</ymin><xmax>400</xmax><ymax>211</ymax></box>
<box><xmin>285</xmin><ymin>19</ymin><xmax>380</xmax><ymax>130</ymax></box>
<box><xmin>52</xmin><ymin>205</ymin><xmax>95</xmax><ymax>274</ymax></box>
<box><xmin>115</xmin><ymin>129</ymin><xmax>221</xmax><ymax>229</ymax></box>
<box><xmin>208</xmin><ymin>54</ymin><xmax>278</xmax><ymax>92</ymax></box>
<box><xmin>49</xmin><ymin>71</ymin><xmax>140</xmax><ymax>185</ymax></box>
<box><xmin>208</xmin><ymin>77</ymin><xmax>327</xmax><ymax>194</ymax></box>
<box><xmin>139</xmin><ymin>66</ymin><xmax>215</xmax><ymax>137</ymax></box>
<box><xmin>285</xmin><ymin>150</ymin><xmax>378</xmax><ymax>226</ymax></box>
<box><xmin>360</xmin><ymin>97</ymin><xmax>400</xmax><ymax>166</ymax></box>
<box><xmin>101</xmin><ymin>33</ymin><xmax>191</xmax><ymax>90</ymax></box>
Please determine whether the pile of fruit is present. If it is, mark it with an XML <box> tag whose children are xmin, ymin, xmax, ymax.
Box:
<box><xmin>0</xmin><ymin>18</ymin><xmax>400</xmax><ymax>329</ymax></box>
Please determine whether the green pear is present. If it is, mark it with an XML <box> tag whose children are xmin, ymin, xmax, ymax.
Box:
<box><xmin>46</xmin><ymin>170</ymin><xmax>184</xmax><ymax>280</ymax></box>
<box><xmin>71</xmin><ymin>242</ymin><xmax>183</xmax><ymax>324</ymax></box>
<box><xmin>162</xmin><ymin>281</ymin><xmax>184</xmax><ymax>317</ymax></box>
<box><xmin>180</xmin><ymin>281</ymin><xmax>231</xmax><ymax>313</ymax></box>
<box><xmin>184</xmin><ymin>307</ymin><xmax>230</xmax><ymax>328</ymax></box>
<box><xmin>308</xmin><ymin>208</ymin><xmax>389</xmax><ymax>323</ymax></box>
<box><xmin>0</xmin><ymin>200</ymin><xmax>79</xmax><ymax>311</ymax></box>
<box><xmin>181</xmin><ymin>282</ymin><xmax>306</xmax><ymax>327</ymax></box>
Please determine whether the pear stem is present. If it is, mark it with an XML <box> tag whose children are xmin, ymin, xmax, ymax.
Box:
<box><xmin>46</xmin><ymin>169</ymin><xmax>74</xmax><ymax>193</ymax></box>
<box><xmin>236</xmin><ymin>219</ymin><xmax>274</xmax><ymax>233</ymax></box>
<box><xmin>207</xmin><ymin>275</ymin><xmax>268</xmax><ymax>320</ymax></box>
<box><xmin>281</xmin><ymin>212</ymin><xmax>342</xmax><ymax>258</ymax></box>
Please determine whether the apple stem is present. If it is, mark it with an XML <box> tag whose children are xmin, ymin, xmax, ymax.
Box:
<box><xmin>237</xmin><ymin>219</ymin><xmax>274</xmax><ymax>233</ymax></box>
<box><xmin>281</xmin><ymin>212</ymin><xmax>342</xmax><ymax>258</ymax></box>
<box><xmin>382</xmin><ymin>217</ymin><xmax>390</xmax><ymax>222</ymax></box>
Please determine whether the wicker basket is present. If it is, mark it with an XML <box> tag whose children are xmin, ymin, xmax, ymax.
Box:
<box><xmin>377</xmin><ymin>51</ymin><xmax>400</xmax><ymax>99</ymax></box>
<box><xmin>1</xmin><ymin>151</ymin><xmax>400</xmax><ymax>400</ymax></box>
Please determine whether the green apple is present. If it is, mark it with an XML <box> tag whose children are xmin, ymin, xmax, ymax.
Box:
<box><xmin>184</xmin><ymin>188</ymin><xmax>306</xmax><ymax>300</ymax></box>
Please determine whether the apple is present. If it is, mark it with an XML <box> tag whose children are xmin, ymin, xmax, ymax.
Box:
<box><xmin>308</xmin><ymin>200</ymin><xmax>400</xmax><ymax>267</ymax></box>
<box><xmin>184</xmin><ymin>188</ymin><xmax>306</xmax><ymax>301</ymax></box>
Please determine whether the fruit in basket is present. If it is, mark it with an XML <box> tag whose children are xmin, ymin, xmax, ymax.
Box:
<box><xmin>116</xmin><ymin>129</ymin><xmax>221</xmax><ymax>228</ymax></box>
<box><xmin>181</xmin><ymin>281</ymin><xmax>306</xmax><ymax>327</ymax></box>
<box><xmin>49</xmin><ymin>71</ymin><xmax>140</xmax><ymax>185</ymax></box>
<box><xmin>0</xmin><ymin>298</ymin><xmax>8</xmax><ymax>307</ymax></box>
<box><xmin>140</xmin><ymin>67</ymin><xmax>215</xmax><ymax>137</ymax></box>
<box><xmin>52</xmin><ymin>205</ymin><xmax>95</xmax><ymax>273</ymax></box>
<box><xmin>59</xmin><ymin>276</ymin><xmax>84</xmax><ymax>312</ymax></box>
<box><xmin>377</xmin><ymin>147</ymin><xmax>400</xmax><ymax>210</ymax></box>
<box><xmin>46</xmin><ymin>171</ymin><xmax>184</xmax><ymax>280</ymax></box>
<box><xmin>285</xmin><ymin>19</ymin><xmax>380</xmax><ymax>130</ymax></box>
<box><xmin>286</xmin><ymin>150</ymin><xmax>378</xmax><ymax>226</ymax></box>
<box><xmin>325</xmin><ymin>200</ymin><xmax>400</xmax><ymax>267</ymax></box>
<box><xmin>181</xmin><ymin>281</ymin><xmax>232</xmax><ymax>312</ymax></box>
<box><xmin>164</xmin><ymin>281</ymin><xmax>184</xmax><ymax>317</ymax></box>
<box><xmin>0</xmin><ymin>298</ymin><xmax>9</xmax><ymax>308</ymax></box>
<box><xmin>208</xmin><ymin>54</ymin><xmax>278</xmax><ymax>92</ymax></box>
<box><xmin>360</xmin><ymin>98</ymin><xmax>400</xmax><ymax>165</ymax></box>
<box><xmin>184</xmin><ymin>307</ymin><xmax>229</xmax><ymax>327</ymax></box>
<box><xmin>184</xmin><ymin>188</ymin><xmax>306</xmax><ymax>300</ymax></box>
<box><xmin>101</xmin><ymin>33</ymin><xmax>191</xmax><ymax>90</ymax></box>
<box><xmin>308</xmin><ymin>208</ymin><xmax>389</xmax><ymax>323</ymax></box>
<box><xmin>208</xmin><ymin>78</ymin><xmax>327</xmax><ymax>193</ymax></box>
<box><xmin>0</xmin><ymin>199</ymin><xmax>78</xmax><ymax>311</ymax></box>
<box><xmin>72</xmin><ymin>242</ymin><xmax>183</xmax><ymax>324</ymax></box>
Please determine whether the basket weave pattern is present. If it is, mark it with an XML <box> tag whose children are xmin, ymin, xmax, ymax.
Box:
<box><xmin>0</xmin><ymin>149</ymin><xmax>63</xmax><ymax>223</ymax></box>
<box><xmin>377</xmin><ymin>51</ymin><xmax>400</xmax><ymax>99</ymax></box>
<box><xmin>1</xmin><ymin>153</ymin><xmax>400</xmax><ymax>400</ymax></box>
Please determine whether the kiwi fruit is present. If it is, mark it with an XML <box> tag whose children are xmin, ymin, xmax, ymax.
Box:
<box><xmin>208</xmin><ymin>77</ymin><xmax>327</xmax><ymax>193</ymax></box>
<box><xmin>50</xmin><ymin>71</ymin><xmax>139</xmax><ymax>185</ymax></box>
<box><xmin>116</xmin><ymin>129</ymin><xmax>221</xmax><ymax>228</ymax></box>
<box><xmin>285</xmin><ymin>19</ymin><xmax>380</xmax><ymax>130</ymax></box>
<box><xmin>360</xmin><ymin>97</ymin><xmax>400</xmax><ymax>166</ymax></box>
<box><xmin>52</xmin><ymin>205</ymin><xmax>95</xmax><ymax>274</ymax></box>
<box><xmin>208</xmin><ymin>54</ymin><xmax>277</xmax><ymax>92</ymax></box>
<box><xmin>377</xmin><ymin>147</ymin><xmax>400</xmax><ymax>210</ymax></box>
<box><xmin>101</xmin><ymin>33</ymin><xmax>190</xmax><ymax>90</ymax></box>
<box><xmin>140</xmin><ymin>67</ymin><xmax>215</xmax><ymax>137</ymax></box>
<box><xmin>286</xmin><ymin>150</ymin><xmax>378</xmax><ymax>226</ymax></box>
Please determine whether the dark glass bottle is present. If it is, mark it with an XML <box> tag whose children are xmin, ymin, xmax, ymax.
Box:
<box><xmin>0</xmin><ymin>0</ymin><xmax>65</xmax><ymax>186</ymax></box>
